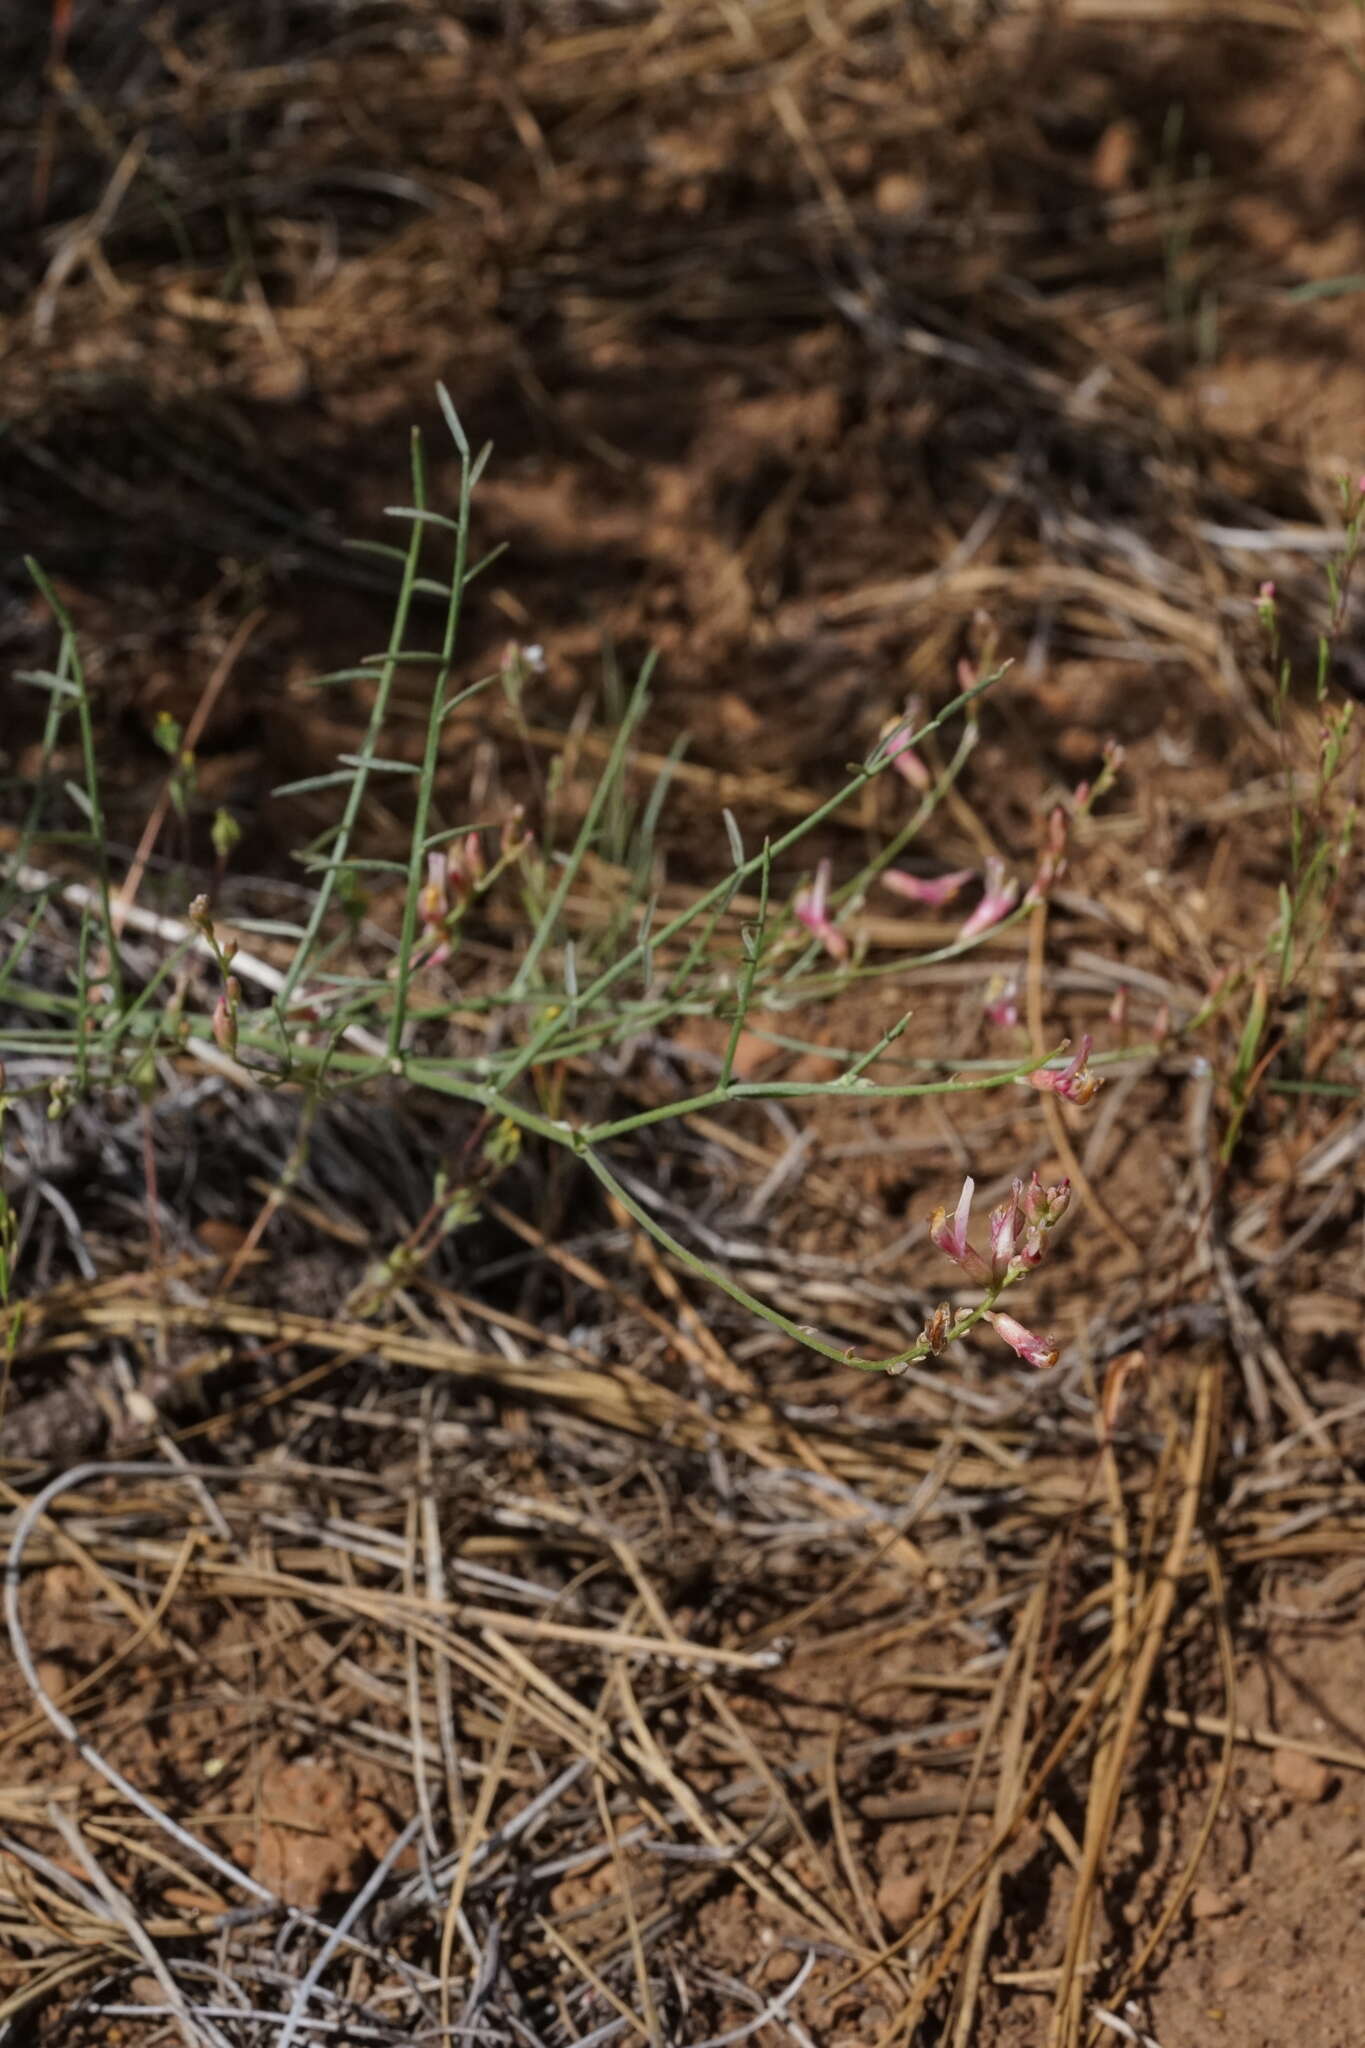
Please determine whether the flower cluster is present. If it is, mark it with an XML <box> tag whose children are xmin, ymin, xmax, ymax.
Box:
<box><xmin>413</xmin><ymin>808</ymin><xmax>529</xmax><ymax>972</ymax></box>
<box><xmin>930</xmin><ymin>1171</ymin><xmax>1070</xmax><ymax>1288</ymax></box>
<box><xmin>416</xmin><ymin>835</ymin><xmax>485</xmax><ymax>969</ymax></box>
<box><xmin>926</xmin><ymin>1171</ymin><xmax>1072</xmax><ymax>1370</ymax></box>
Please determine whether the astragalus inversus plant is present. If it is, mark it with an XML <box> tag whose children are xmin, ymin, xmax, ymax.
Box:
<box><xmin>4</xmin><ymin>389</ymin><xmax>1128</xmax><ymax>1384</ymax></box>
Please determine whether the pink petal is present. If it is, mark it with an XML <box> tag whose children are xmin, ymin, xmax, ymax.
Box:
<box><xmin>882</xmin><ymin>867</ymin><xmax>974</xmax><ymax>908</ymax></box>
<box><xmin>985</xmin><ymin>1311</ymin><xmax>1059</xmax><ymax>1370</ymax></box>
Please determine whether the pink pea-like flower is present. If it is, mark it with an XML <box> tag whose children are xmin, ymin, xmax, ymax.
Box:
<box><xmin>1026</xmin><ymin>1033</ymin><xmax>1101</xmax><ymax>1105</ymax></box>
<box><xmin>987</xmin><ymin>1186</ymin><xmax>1019</xmax><ymax>1282</ymax></box>
<box><xmin>983</xmin><ymin>972</ymin><xmax>1020</xmax><ymax>1030</ymax></box>
<box><xmin>985</xmin><ymin>1310</ymin><xmax>1060</xmax><ymax>1370</ymax></box>
<box><xmin>881</xmin><ymin>705</ymin><xmax>931</xmax><ymax>791</ymax></box>
<box><xmin>1016</xmin><ymin>1171</ymin><xmax>1071</xmax><ymax>1265</ymax></box>
<box><xmin>882</xmin><ymin>867</ymin><xmax>974</xmax><ymax>909</ymax></box>
<box><xmin>419</xmin><ymin>851</ymin><xmax>448</xmax><ymax>927</ymax></box>
<box><xmin>929</xmin><ymin>1175</ymin><xmax>990</xmax><ymax>1283</ymax></box>
<box><xmin>794</xmin><ymin>858</ymin><xmax>849</xmax><ymax>962</ymax></box>
<box><xmin>460</xmin><ymin>829</ymin><xmax>486</xmax><ymax>889</ymax></box>
<box><xmin>958</xmin><ymin>856</ymin><xmax>1019</xmax><ymax>941</ymax></box>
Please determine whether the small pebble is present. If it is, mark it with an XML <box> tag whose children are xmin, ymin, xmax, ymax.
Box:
<box><xmin>1271</xmin><ymin>1746</ymin><xmax>1333</xmax><ymax>1803</ymax></box>
<box><xmin>876</xmin><ymin>1871</ymin><xmax>927</xmax><ymax>1930</ymax></box>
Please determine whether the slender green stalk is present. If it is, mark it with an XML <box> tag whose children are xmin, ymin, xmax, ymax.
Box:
<box><xmin>277</xmin><ymin>430</ymin><xmax>428</xmax><ymax>1016</ymax></box>
<box><xmin>24</xmin><ymin>564</ymin><xmax>124</xmax><ymax>1010</ymax></box>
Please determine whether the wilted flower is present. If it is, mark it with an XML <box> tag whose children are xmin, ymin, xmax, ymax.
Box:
<box><xmin>212</xmin><ymin>976</ymin><xmax>241</xmax><ymax>1058</ymax></box>
<box><xmin>501</xmin><ymin>802</ymin><xmax>529</xmax><ymax>858</ymax></box>
<box><xmin>984</xmin><ymin>1310</ymin><xmax>1059</xmax><ymax>1370</ymax></box>
<box><xmin>882</xmin><ymin>867</ymin><xmax>974</xmax><ymax>909</ymax></box>
<box><xmin>1108</xmin><ymin>984</ymin><xmax>1129</xmax><ymax>1031</ymax></box>
<box><xmin>920</xmin><ymin>1302</ymin><xmax>953</xmax><ymax>1354</ymax></box>
<box><xmin>958</xmin><ymin>856</ymin><xmax>1019</xmax><ymax>941</ymax></box>
<box><xmin>794</xmin><ymin>858</ymin><xmax>849</xmax><ymax>962</ymax></box>
<box><xmin>1026</xmin><ymin>1033</ymin><xmax>1101</xmax><ymax>1105</ymax></box>
<box><xmin>880</xmin><ymin>702</ymin><xmax>931</xmax><ymax>791</ymax></box>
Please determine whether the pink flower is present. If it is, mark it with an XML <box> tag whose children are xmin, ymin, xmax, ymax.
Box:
<box><xmin>929</xmin><ymin>1176</ymin><xmax>990</xmax><ymax>1283</ymax></box>
<box><xmin>459</xmin><ymin>829</ymin><xmax>487</xmax><ymax>889</ymax></box>
<box><xmin>1016</xmin><ymin>1171</ymin><xmax>1071</xmax><ymax>1266</ymax></box>
<box><xmin>983</xmin><ymin>972</ymin><xmax>1020</xmax><ymax>1030</ymax></box>
<box><xmin>1026</xmin><ymin>1033</ymin><xmax>1101</xmax><ymax>1105</ymax></box>
<box><xmin>984</xmin><ymin>1310</ymin><xmax>1059</xmax><ymax>1370</ymax></box>
<box><xmin>794</xmin><ymin>858</ymin><xmax>849</xmax><ymax>962</ymax></box>
<box><xmin>419</xmin><ymin>851</ymin><xmax>448</xmax><ymax>928</ymax></box>
<box><xmin>415</xmin><ymin>851</ymin><xmax>457</xmax><ymax>969</ymax></box>
<box><xmin>1025</xmin><ymin>807</ymin><xmax>1070</xmax><ymax>903</ymax></box>
<box><xmin>882</xmin><ymin>867</ymin><xmax>974</xmax><ymax>909</ymax></box>
<box><xmin>987</xmin><ymin>1186</ymin><xmax>1019</xmax><ymax>1281</ymax></box>
<box><xmin>958</xmin><ymin>856</ymin><xmax>1019</xmax><ymax>941</ymax></box>
<box><xmin>881</xmin><ymin>705</ymin><xmax>931</xmax><ymax>791</ymax></box>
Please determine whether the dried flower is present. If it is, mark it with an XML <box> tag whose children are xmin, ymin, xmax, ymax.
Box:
<box><xmin>958</xmin><ymin>856</ymin><xmax>1019</xmax><ymax>941</ymax></box>
<box><xmin>188</xmin><ymin>893</ymin><xmax>213</xmax><ymax>938</ymax></box>
<box><xmin>211</xmin><ymin>976</ymin><xmax>241</xmax><ymax>1058</ymax></box>
<box><xmin>500</xmin><ymin>803</ymin><xmax>529</xmax><ymax>859</ymax></box>
<box><xmin>920</xmin><ymin>1303</ymin><xmax>953</xmax><ymax>1354</ymax></box>
<box><xmin>1108</xmin><ymin>984</ymin><xmax>1129</xmax><ymax>1031</ymax></box>
<box><xmin>984</xmin><ymin>1310</ymin><xmax>1059</xmax><ymax>1370</ymax></box>
<box><xmin>929</xmin><ymin>1176</ymin><xmax>990</xmax><ymax>1283</ymax></box>
<box><xmin>794</xmin><ymin>858</ymin><xmax>849</xmax><ymax>962</ymax></box>
<box><xmin>882</xmin><ymin>867</ymin><xmax>974</xmax><ymax>909</ymax></box>
<box><xmin>1026</xmin><ymin>1033</ymin><xmax>1101</xmax><ymax>1105</ymax></box>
